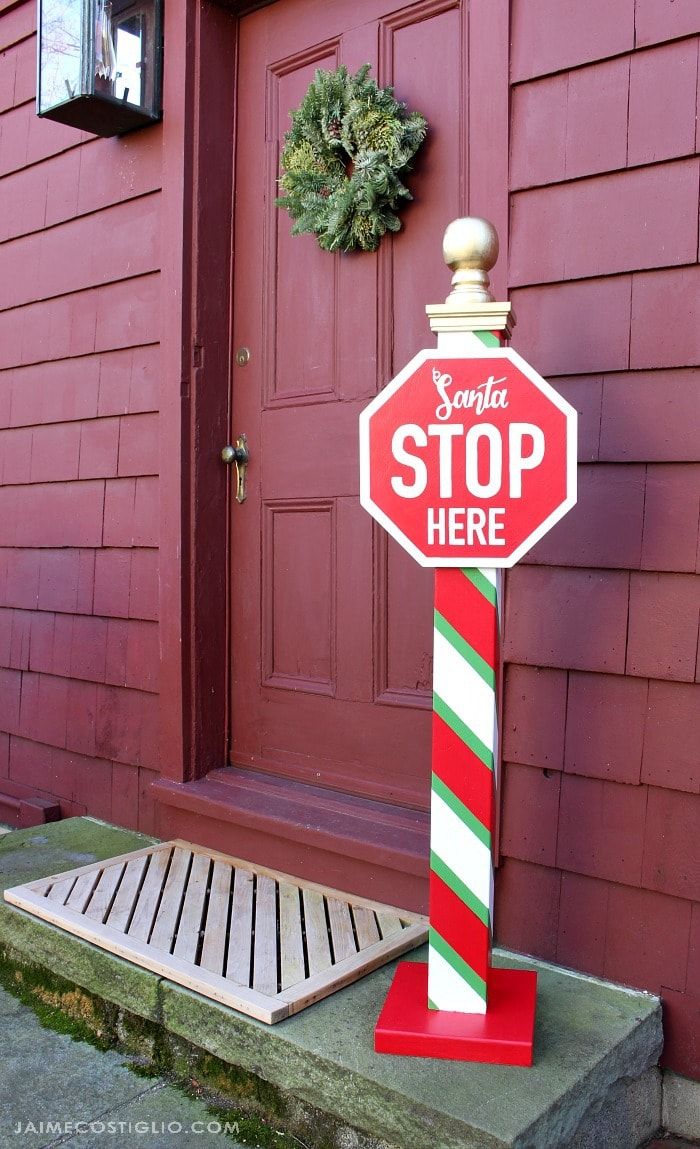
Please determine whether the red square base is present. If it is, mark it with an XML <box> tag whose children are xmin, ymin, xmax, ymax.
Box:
<box><xmin>375</xmin><ymin>962</ymin><xmax>537</xmax><ymax>1065</ymax></box>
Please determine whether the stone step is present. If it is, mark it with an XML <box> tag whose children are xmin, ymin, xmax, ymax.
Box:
<box><xmin>0</xmin><ymin>818</ymin><xmax>664</xmax><ymax>1149</ymax></box>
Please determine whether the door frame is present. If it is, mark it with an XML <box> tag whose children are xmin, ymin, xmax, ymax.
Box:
<box><xmin>158</xmin><ymin>0</ymin><xmax>510</xmax><ymax>786</ymax></box>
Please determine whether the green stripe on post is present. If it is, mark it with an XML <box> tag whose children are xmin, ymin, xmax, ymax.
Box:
<box><xmin>475</xmin><ymin>330</ymin><xmax>502</xmax><ymax>348</ymax></box>
<box><xmin>433</xmin><ymin>692</ymin><xmax>494</xmax><ymax>771</ymax></box>
<box><xmin>429</xmin><ymin>928</ymin><xmax>488</xmax><ymax>1000</ymax></box>
<box><xmin>430</xmin><ymin>850</ymin><xmax>490</xmax><ymax>927</ymax></box>
<box><xmin>434</xmin><ymin>609</ymin><xmax>495</xmax><ymax>689</ymax></box>
<box><xmin>432</xmin><ymin>773</ymin><xmax>491</xmax><ymax>848</ymax></box>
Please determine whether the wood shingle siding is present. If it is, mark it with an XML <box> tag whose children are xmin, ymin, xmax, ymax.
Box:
<box><xmin>500</xmin><ymin>0</ymin><xmax>700</xmax><ymax>1077</ymax></box>
<box><xmin>0</xmin><ymin>1</ymin><xmax>161</xmax><ymax>835</ymax></box>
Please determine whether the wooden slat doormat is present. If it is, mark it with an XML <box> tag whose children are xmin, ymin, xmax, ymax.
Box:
<box><xmin>4</xmin><ymin>840</ymin><xmax>427</xmax><ymax>1023</ymax></box>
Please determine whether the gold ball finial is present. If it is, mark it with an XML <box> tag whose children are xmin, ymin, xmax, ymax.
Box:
<box><xmin>442</xmin><ymin>217</ymin><xmax>499</xmax><ymax>303</ymax></box>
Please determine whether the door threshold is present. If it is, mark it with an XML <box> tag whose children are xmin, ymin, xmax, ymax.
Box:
<box><xmin>152</xmin><ymin>767</ymin><xmax>430</xmax><ymax>913</ymax></box>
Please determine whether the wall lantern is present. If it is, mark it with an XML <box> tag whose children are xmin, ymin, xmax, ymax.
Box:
<box><xmin>37</xmin><ymin>0</ymin><xmax>163</xmax><ymax>137</ymax></box>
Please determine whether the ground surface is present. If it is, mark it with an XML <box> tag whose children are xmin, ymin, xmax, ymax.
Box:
<box><xmin>644</xmin><ymin>1140</ymin><xmax>699</xmax><ymax>1148</ymax></box>
<box><xmin>0</xmin><ymin>983</ymin><xmax>287</xmax><ymax>1149</ymax></box>
<box><xmin>0</xmin><ymin>820</ymin><xmax>670</xmax><ymax>1149</ymax></box>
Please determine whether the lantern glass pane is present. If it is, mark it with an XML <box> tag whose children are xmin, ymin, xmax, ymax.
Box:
<box><xmin>114</xmin><ymin>16</ymin><xmax>144</xmax><ymax>105</ymax></box>
<box><xmin>93</xmin><ymin>2</ymin><xmax>157</xmax><ymax>114</ymax></box>
<box><xmin>39</xmin><ymin>0</ymin><xmax>83</xmax><ymax>113</ymax></box>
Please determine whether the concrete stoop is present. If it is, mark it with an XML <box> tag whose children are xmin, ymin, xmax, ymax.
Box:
<box><xmin>0</xmin><ymin>819</ymin><xmax>663</xmax><ymax>1149</ymax></box>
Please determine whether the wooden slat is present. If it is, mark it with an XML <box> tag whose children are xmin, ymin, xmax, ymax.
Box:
<box><xmin>327</xmin><ymin>898</ymin><xmax>357</xmax><ymax>963</ymax></box>
<box><xmin>253</xmin><ymin>875</ymin><xmax>277</xmax><ymax>996</ymax></box>
<box><xmin>173</xmin><ymin>852</ymin><xmax>210</xmax><ymax>964</ymax></box>
<box><xmin>353</xmin><ymin>905</ymin><xmax>380</xmax><ymax>950</ymax></box>
<box><xmin>149</xmin><ymin>847</ymin><xmax>191</xmax><ymax>953</ymax></box>
<box><xmin>4</xmin><ymin>886</ymin><xmax>286</xmax><ymax>1024</ymax></box>
<box><xmin>46</xmin><ymin>875</ymin><xmax>76</xmax><ymax>904</ymax></box>
<box><xmin>169</xmin><ymin>840</ymin><xmax>427</xmax><ymax>924</ymax></box>
<box><xmin>278</xmin><ymin>881</ymin><xmax>305</xmax><ymax>990</ymax></box>
<box><xmin>66</xmin><ymin>870</ymin><xmax>101</xmax><ymax>915</ymax></box>
<box><xmin>303</xmin><ymin>890</ymin><xmax>332</xmax><ymax>976</ymax></box>
<box><xmin>106</xmin><ymin>855</ymin><xmax>149</xmax><ymax>931</ymax></box>
<box><xmin>84</xmin><ymin>863</ymin><xmax>125</xmax><ymax>923</ymax></box>
<box><xmin>226</xmin><ymin>867</ymin><xmax>254</xmax><ymax>985</ymax></box>
<box><xmin>281</xmin><ymin>922</ymin><xmax>428</xmax><ymax>1015</ymax></box>
<box><xmin>199</xmin><ymin>860</ymin><xmax>232</xmax><ymax>975</ymax></box>
<box><xmin>128</xmin><ymin>846</ymin><xmax>173</xmax><ymax>943</ymax></box>
<box><xmin>376</xmin><ymin>911</ymin><xmax>403</xmax><ymax>939</ymax></box>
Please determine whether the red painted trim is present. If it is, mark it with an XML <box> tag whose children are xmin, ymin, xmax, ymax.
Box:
<box><xmin>187</xmin><ymin>4</ymin><xmax>237</xmax><ymax>777</ymax></box>
<box><xmin>430</xmin><ymin>871</ymin><xmax>490</xmax><ymax>982</ymax></box>
<box><xmin>431</xmin><ymin>713</ymin><xmax>494</xmax><ymax>833</ymax></box>
<box><xmin>158</xmin><ymin>2</ymin><xmax>237</xmax><ymax>783</ymax></box>
<box><xmin>158</xmin><ymin>1</ymin><xmax>196</xmax><ymax>781</ymax></box>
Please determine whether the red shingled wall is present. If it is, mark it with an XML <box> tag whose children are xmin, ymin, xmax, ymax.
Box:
<box><xmin>1</xmin><ymin>0</ymin><xmax>698</xmax><ymax>1080</ymax></box>
<box><xmin>496</xmin><ymin>0</ymin><xmax>700</xmax><ymax>1078</ymax></box>
<box><xmin>0</xmin><ymin>1</ymin><xmax>161</xmax><ymax>833</ymax></box>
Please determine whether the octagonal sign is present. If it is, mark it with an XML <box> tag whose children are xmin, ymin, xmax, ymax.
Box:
<box><xmin>359</xmin><ymin>349</ymin><xmax>577</xmax><ymax>567</ymax></box>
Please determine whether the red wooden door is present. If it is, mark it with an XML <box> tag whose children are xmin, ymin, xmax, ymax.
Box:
<box><xmin>230</xmin><ymin>0</ymin><xmax>466</xmax><ymax>811</ymax></box>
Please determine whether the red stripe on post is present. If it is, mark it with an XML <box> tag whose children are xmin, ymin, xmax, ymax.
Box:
<box><xmin>429</xmin><ymin>870</ymin><xmax>490</xmax><ymax>984</ymax></box>
<box><xmin>432</xmin><ymin>713</ymin><xmax>495</xmax><ymax>831</ymax></box>
<box><xmin>434</xmin><ymin>569</ymin><xmax>498</xmax><ymax>670</ymax></box>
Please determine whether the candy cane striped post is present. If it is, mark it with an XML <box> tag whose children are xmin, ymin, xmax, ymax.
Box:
<box><xmin>428</xmin><ymin>327</ymin><xmax>503</xmax><ymax>1014</ymax></box>
<box><xmin>429</xmin><ymin>564</ymin><xmax>499</xmax><ymax>1012</ymax></box>
<box><xmin>374</xmin><ymin>219</ymin><xmax>538</xmax><ymax>1065</ymax></box>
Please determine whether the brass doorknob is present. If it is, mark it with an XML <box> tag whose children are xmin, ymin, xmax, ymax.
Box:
<box><xmin>221</xmin><ymin>435</ymin><xmax>249</xmax><ymax>503</ymax></box>
<box><xmin>221</xmin><ymin>443</ymin><xmax>248</xmax><ymax>465</ymax></box>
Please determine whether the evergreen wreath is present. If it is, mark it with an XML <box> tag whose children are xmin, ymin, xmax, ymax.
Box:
<box><xmin>276</xmin><ymin>64</ymin><xmax>427</xmax><ymax>253</ymax></box>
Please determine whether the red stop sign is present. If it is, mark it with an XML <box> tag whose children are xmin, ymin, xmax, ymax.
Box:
<box><xmin>359</xmin><ymin>349</ymin><xmax>577</xmax><ymax>567</ymax></box>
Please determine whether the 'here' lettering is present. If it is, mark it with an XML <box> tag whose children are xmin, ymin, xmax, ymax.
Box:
<box><xmin>427</xmin><ymin>507</ymin><xmax>506</xmax><ymax>546</ymax></box>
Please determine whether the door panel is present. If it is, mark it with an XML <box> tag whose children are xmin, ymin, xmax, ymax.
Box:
<box><xmin>383</xmin><ymin>2</ymin><xmax>465</xmax><ymax>373</ymax></box>
<box><xmin>230</xmin><ymin>0</ymin><xmax>467</xmax><ymax>810</ymax></box>
<box><xmin>270</xmin><ymin>50</ymin><xmax>341</xmax><ymax>406</ymax></box>
<box><xmin>376</xmin><ymin>534</ymin><xmax>435</xmax><ymax>708</ymax></box>
<box><xmin>263</xmin><ymin>500</ymin><xmax>335</xmax><ymax>694</ymax></box>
